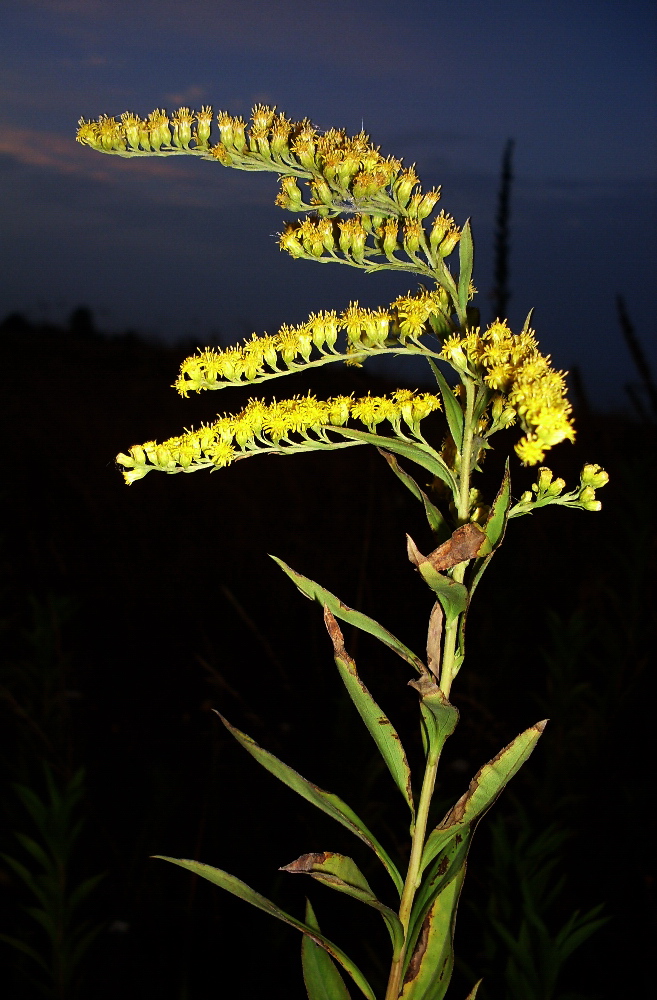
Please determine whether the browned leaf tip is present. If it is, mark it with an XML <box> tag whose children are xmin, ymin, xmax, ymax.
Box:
<box><xmin>426</xmin><ymin>601</ymin><xmax>444</xmax><ymax>678</ymax></box>
<box><xmin>323</xmin><ymin>606</ymin><xmax>344</xmax><ymax>648</ymax></box>
<box><xmin>406</xmin><ymin>533</ymin><xmax>425</xmax><ymax>568</ymax></box>
<box><xmin>534</xmin><ymin>719</ymin><xmax>549</xmax><ymax>733</ymax></box>
<box><xmin>280</xmin><ymin>852</ymin><xmax>333</xmax><ymax>873</ymax></box>
<box><xmin>408</xmin><ymin>674</ymin><xmax>443</xmax><ymax>698</ymax></box>
<box><xmin>428</xmin><ymin>523</ymin><xmax>487</xmax><ymax>571</ymax></box>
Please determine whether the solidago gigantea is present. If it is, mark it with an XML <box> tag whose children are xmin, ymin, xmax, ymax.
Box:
<box><xmin>78</xmin><ymin>101</ymin><xmax>608</xmax><ymax>1000</ymax></box>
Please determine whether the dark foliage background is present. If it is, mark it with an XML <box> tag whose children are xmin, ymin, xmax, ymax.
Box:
<box><xmin>0</xmin><ymin>313</ymin><xmax>654</xmax><ymax>998</ymax></box>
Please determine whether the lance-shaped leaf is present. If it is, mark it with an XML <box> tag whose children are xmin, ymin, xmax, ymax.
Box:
<box><xmin>463</xmin><ymin>981</ymin><xmax>482</xmax><ymax>999</ymax></box>
<box><xmin>282</xmin><ymin>851</ymin><xmax>404</xmax><ymax>955</ymax></box>
<box><xmin>218</xmin><ymin>714</ymin><xmax>403</xmax><ymax>895</ymax></box>
<box><xmin>406</xmin><ymin>829</ymin><xmax>472</xmax><ymax>965</ymax></box>
<box><xmin>408</xmin><ymin>675</ymin><xmax>459</xmax><ymax>760</ymax></box>
<box><xmin>327</xmin><ymin>425</ymin><xmax>457</xmax><ymax>492</ymax></box>
<box><xmin>421</xmin><ymin>720</ymin><xmax>547</xmax><ymax>871</ymax></box>
<box><xmin>272</xmin><ymin>555</ymin><xmax>426</xmax><ymax>676</ymax></box>
<box><xmin>406</xmin><ymin>535</ymin><xmax>470</xmax><ymax>623</ymax></box>
<box><xmin>325</xmin><ymin>609</ymin><xmax>415</xmax><ymax>818</ymax></box>
<box><xmin>400</xmin><ymin>864</ymin><xmax>466</xmax><ymax>1000</ymax></box>
<box><xmin>302</xmin><ymin>898</ymin><xmax>353</xmax><ymax>1000</ymax></box>
<box><xmin>457</xmin><ymin>219</ymin><xmax>474</xmax><ymax>318</ymax></box>
<box><xmin>468</xmin><ymin>463</ymin><xmax>511</xmax><ymax>601</ymax></box>
<box><xmin>427</xmin><ymin>360</ymin><xmax>464</xmax><ymax>455</ymax></box>
<box><xmin>153</xmin><ymin>857</ymin><xmax>374</xmax><ymax>1000</ymax></box>
<box><xmin>378</xmin><ymin>449</ymin><xmax>451</xmax><ymax>541</ymax></box>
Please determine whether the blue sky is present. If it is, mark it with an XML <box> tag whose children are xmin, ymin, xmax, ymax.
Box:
<box><xmin>1</xmin><ymin>0</ymin><xmax>655</xmax><ymax>407</ymax></box>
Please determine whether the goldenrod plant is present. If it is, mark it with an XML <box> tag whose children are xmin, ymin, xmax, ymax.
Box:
<box><xmin>77</xmin><ymin>104</ymin><xmax>608</xmax><ymax>1000</ymax></box>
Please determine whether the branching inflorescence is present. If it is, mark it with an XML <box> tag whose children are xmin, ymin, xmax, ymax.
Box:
<box><xmin>78</xmin><ymin>101</ymin><xmax>608</xmax><ymax>1000</ymax></box>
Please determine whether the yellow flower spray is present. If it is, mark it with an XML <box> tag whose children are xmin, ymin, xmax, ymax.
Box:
<box><xmin>78</xmin><ymin>102</ymin><xmax>608</xmax><ymax>1000</ymax></box>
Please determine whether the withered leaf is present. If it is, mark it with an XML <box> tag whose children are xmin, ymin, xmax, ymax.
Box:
<box><xmin>427</xmin><ymin>523</ymin><xmax>487</xmax><ymax>571</ymax></box>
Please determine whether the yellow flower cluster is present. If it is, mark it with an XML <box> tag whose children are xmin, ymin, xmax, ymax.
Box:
<box><xmin>439</xmin><ymin>320</ymin><xmax>575</xmax><ymax>465</ymax></box>
<box><xmin>174</xmin><ymin>290</ymin><xmax>449</xmax><ymax>395</ymax></box>
<box><xmin>277</xmin><ymin>211</ymin><xmax>462</xmax><ymax>267</ymax></box>
<box><xmin>77</xmin><ymin>106</ymin><xmax>215</xmax><ymax>153</ymax></box>
<box><xmin>76</xmin><ymin>104</ymin><xmax>451</xmax><ymax>236</ymax></box>
<box><xmin>116</xmin><ymin>390</ymin><xmax>442</xmax><ymax>484</ymax></box>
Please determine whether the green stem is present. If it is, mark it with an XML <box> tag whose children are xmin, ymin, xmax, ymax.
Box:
<box><xmin>384</xmin><ymin>743</ymin><xmax>443</xmax><ymax>1000</ymax></box>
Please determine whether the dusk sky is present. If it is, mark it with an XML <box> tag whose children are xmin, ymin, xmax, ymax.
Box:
<box><xmin>1</xmin><ymin>0</ymin><xmax>655</xmax><ymax>407</ymax></box>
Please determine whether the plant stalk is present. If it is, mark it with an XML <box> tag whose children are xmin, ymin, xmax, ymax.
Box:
<box><xmin>384</xmin><ymin>742</ymin><xmax>443</xmax><ymax>1000</ymax></box>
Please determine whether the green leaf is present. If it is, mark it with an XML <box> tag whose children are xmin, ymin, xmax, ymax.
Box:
<box><xmin>421</xmin><ymin>721</ymin><xmax>547</xmax><ymax>871</ymax></box>
<box><xmin>463</xmin><ymin>981</ymin><xmax>483</xmax><ymax>999</ymax></box>
<box><xmin>484</xmin><ymin>462</ymin><xmax>511</xmax><ymax>550</ymax></box>
<box><xmin>325</xmin><ymin>609</ymin><xmax>415</xmax><ymax>817</ymax></box>
<box><xmin>218</xmin><ymin>714</ymin><xmax>403</xmax><ymax>895</ymax></box>
<box><xmin>1</xmin><ymin>853</ymin><xmax>42</xmax><ymax>899</ymax></box>
<box><xmin>154</xmin><ymin>857</ymin><xmax>375</xmax><ymax>1000</ymax></box>
<box><xmin>467</xmin><ymin>463</ymin><xmax>512</xmax><ymax>605</ymax></box>
<box><xmin>282</xmin><ymin>850</ymin><xmax>404</xmax><ymax>955</ymax></box>
<box><xmin>272</xmin><ymin>555</ymin><xmax>426</xmax><ymax>675</ymax></box>
<box><xmin>0</xmin><ymin>932</ymin><xmax>50</xmax><ymax>972</ymax></box>
<box><xmin>13</xmin><ymin>832</ymin><xmax>51</xmax><ymax>872</ymax></box>
<box><xmin>427</xmin><ymin>360</ymin><xmax>464</xmax><ymax>454</ymax></box>
<box><xmin>406</xmin><ymin>829</ymin><xmax>472</xmax><ymax>968</ymax></box>
<box><xmin>302</xmin><ymin>898</ymin><xmax>353</xmax><ymax>1000</ymax></box>
<box><xmin>68</xmin><ymin>872</ymin><xmax>106</xmax><ymax>913</ymax></box>
<box><xmin>408</xmin><ymin>676</ymin><xmax>459</xmax><ymax>761</ymax></box>
<box><xmin>400</xmin><ymin>864</ymin><xmax>466</xmax><ymax>999</ymax></box>
<box><xmin>406</xmin><ymin>537</ymin><xmax>469</xmax><ymax>623</ymax></box>
<box><xmin>457</xmin><ymin>220</ymin><xmax>474</xmax><ymax>318</ymax></box>
<box><xmin>378</xmin><ymin>449</ymin><xmax>451</xmax><ymax>541</ymax></box>
<box><xmin>327</xmin><ymin>426</ymin><xmax>456</xmax><ymax>492</ymax></box>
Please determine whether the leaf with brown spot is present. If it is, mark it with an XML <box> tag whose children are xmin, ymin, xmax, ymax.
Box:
<box><xmin>421</xmin><ymin>720</ymin><xmax>548</xmax><ymax>871</ymax></box>
<box><xmin>400</xmin><ymin>863</ymin><xmax>467</xmax><ymax>999</ymax></box>
<box><xmin>325</xmin><ymin>609</ymin><xmax>415</xmax><ymax>820</ymax></box>
<box><xmin>427</xmin><ymin>523</ymin><xmax>489</xmax><ymax>571</ymax></box>
<box><xmin>272</xmin><ymin>555</ymin><xmax>426</xmax><ymax>675</ymax></box>
<box><xmin>218</xmin><ymin>712</ymin><xmax>403</xmax><ymax>895</ymax></box>
<box><xmin>406</xmin><ymin>536</ymin><xmax>469</xmax><ymax>623</ymax></box>
<box><xmin>153</xmin><ymin>857</ymin><xmax>374</xmax><ymax>999</ymax></box>
<box><xmin>281</xmin><ymin>849</ymin><xmax>404</xmax><ymax>954</ymax></box>
<box><xmin>408</xmin><ymin>675</ymin><xmax>459</xmax><ymax>759</ymax></box>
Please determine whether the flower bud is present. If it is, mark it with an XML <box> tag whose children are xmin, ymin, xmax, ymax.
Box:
<box><xmin>438</xmin><ymin>229</ymin><xmax>461</xmax><ymax>258</ymax></box>
<box><xmin>379</xmin><ymin>219</ymin><xmax>399</xmax><ymax>260</ymax></box>
<box><xmin>581</xmin><ymin>499</ymin><xmax>602</xmax><ymax>511</ymax></box>
<box><xmin>537</xmin><ymin>467</ymin><xmax>553</xmax><ymax>492</ymax></box>
<box><xmin>195</xmin><ymin>106</ymin><xmax>212</xmax><ymax>147</ymax></box>
<box><xmin>279</xmin><ymin>226</ymin><xmax>305</xmax><ymax>258</ymax></box>
<box><xmin>429</xmin><ymin>211</ymin><xmax>454</xmax><ymax>251</ymax></box>
<box><xmin>317</xmin><ymin>218</ymin><xmax>335</xmax><ymax>253</ymax></box>
<box><xmin>393</xmin><ymin>167</ymin><xmax>419</xmax><ymax>208</ymax></box>
<box><xmin>277</xmin><ymin>176</ymin><xmax>303</xmax><ymax>211</ymax></box>
<box><xmin>338</xmin><ymin>219</ymin><xmax>352</xmax><ymax>254</ymax></box>
<box><xmin>403</xmin><ymin>221</ymin><xmax>422</xmax><ymax>255</ymax></box>
<box><xmin>578</xmin><ymin>486</ymin><xmax>597</xmax><ymax>504</ymax></box>
<box><xmin>270</xmin><ymin>114</ymin><xmax>292</xmax><ymax>156</ymax></box>
<box><xmin>172</xmin><ymin>108</ymin><xmax>194</xmax><ymax>148</ymax></box>
<box><xmin>216</xmin><ymin>112</ymin><xmax>234</xmax><ymax>148</ymax></box>
<box><xmin>581</xmin><ymin>463</ymin><xmax>609</xmax><ymax>489</ymax></box>
<box><xmin>311</xmin><ymin>178</ymin><xmax>334</xmax><ymax>206</ymax></box>
<box><xmin>417</xmin><ymin>188</ymin><xmax>441</xmax><ymax>220</ymax></box>
<box><xmin>292</xmin><ymin>136</ymin><xmax>317</xmax><ymax>170</ymax></box>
